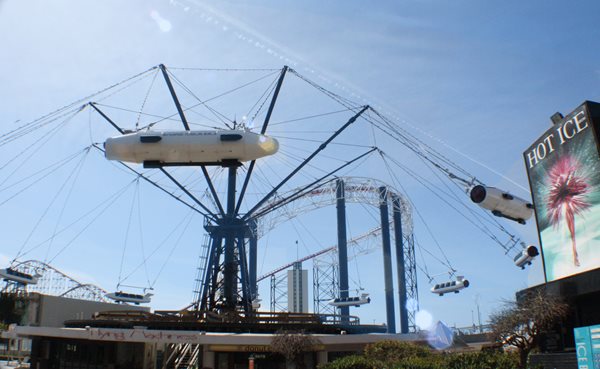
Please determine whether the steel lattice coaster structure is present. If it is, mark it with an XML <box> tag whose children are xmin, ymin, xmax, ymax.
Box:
<box><xmin>1</xmin><ymin>260</ymin><xmax>109</xmax><ymax>302</ymax></box>
<box><xmin>256</xmin><ymin>177</ymin><xmax>418</xmax><ymax>333</ymax></box>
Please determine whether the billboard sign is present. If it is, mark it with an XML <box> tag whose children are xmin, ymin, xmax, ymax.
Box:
<box><xmin>524</xmin><ymin>101</ymin><xmax>600</xmax><ymax>282</ymax></box>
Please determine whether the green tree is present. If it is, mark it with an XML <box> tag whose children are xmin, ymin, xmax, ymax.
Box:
<box><xmin>489</xmin><ymin>289</ymin><xmax>569</xmax><ymax>369</ymax></box>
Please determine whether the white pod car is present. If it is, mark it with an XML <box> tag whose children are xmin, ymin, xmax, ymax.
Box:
<box><xmin>328</xmin><ymin>293</ymin><xmax>371</xmax><ymax>308</ymax></box>
<box><xmin>470</xmin><ymin>185</ymin><xmax>533</xmax><ymax>224</ymax></box>
<box><xmin>0</xmin><ymin>268</ymin><xmax>40</xmax><ymax>285</ymax></box>
<box><xmin>104</xmin><ymin>130</ymin><xmax>279</xmax><ymax>166</ymax></box>
<box><xmin>514</xmin><ymin>245</ymin><xmax>539</xmax><ymax>269</ymax></box>
<box><xmin>431</xmin><ymin>276</ymin><xmax>469</xmax><ymax>296</ymax></box>
<box><xmin>106</xmin><ymin>291</ymin><xmax>153</xmax><ymax>305</ymax></box>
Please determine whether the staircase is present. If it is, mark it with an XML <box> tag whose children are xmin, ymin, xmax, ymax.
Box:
<box><xmin>163</xmin><ymin>343</ymin><xmax>201</xmax><ymax>369</ymax></box>
<box><xmin>192</xmin><ymin>234</ymin><xmax>212</xmax><ymax>307</ymax></box>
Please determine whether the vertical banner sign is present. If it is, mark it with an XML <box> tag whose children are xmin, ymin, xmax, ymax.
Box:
<box><xmin>524</xmin><ymin>102</ymin><xmax>600</xmax><ymax>282</ymax></box>
<box><xmin>574</xmin><ymin>325</ymin><xmax>600</xmax><ymax>369</ymax></box>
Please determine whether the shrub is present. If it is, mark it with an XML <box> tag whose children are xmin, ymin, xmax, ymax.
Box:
<box><xmin>322</xmin><ymin>340</ymin><xmax>519</xmax><ymax>369</ymax></box>
<box><xmin>389</xmin><ymin>355</ymin><xmax>446</xmax><ymax>369</ymax></box>
<box><xmin>445</xmin><ymin>350</ymin><xmax>519</xmax><ymax>369</ymax></box>
<box><xmin>318</xmin><ymin>355</ymin><xmax>380</xmax><ymax>369</ymax></box>
<box><xmin>364</xmin><ymin>340</ymin><xmax>432</xmax><ymax>362</ymax></box>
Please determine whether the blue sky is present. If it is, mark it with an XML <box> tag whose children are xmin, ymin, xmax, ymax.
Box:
<box><xmin>1</xmin><ymin>0</ymin><xmax>600</xmax><ymax>330</ymax></box>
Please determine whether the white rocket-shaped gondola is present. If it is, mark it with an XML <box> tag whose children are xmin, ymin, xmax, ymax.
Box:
<box><xmin>328</xmin><ymin>293</ymin><xmax>371</xmax><ymax>308</ymax></box>
<box><xmin>470</xmin><ymin>185</ymin><xmax>533</xmax><ymax>224</ymax></box>
<box><xmin>105</xmin><ymin>291</ymin><xmax>153</xmax><ymax>305</ymax></box>
<box><xmin>430</xmin><ymin>276</ymin><xmax>469</xmax><ymax>296</ymax></box>
<box><xmin>514</xmin><ymin>245</ymin><xmax>539</xmax><ymax>269</ymax></box>
<box><xmin>104</xmin><ymin>129</ymin><xmax>279</xmax><ymax>166</ymax></box>
<box><xmin>0</xmin><ymin>267</ymin><xmax>40</xmax><ymax>285</ymax></box>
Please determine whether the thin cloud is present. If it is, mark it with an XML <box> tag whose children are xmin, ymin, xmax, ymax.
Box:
<box><xmin>150</xmin><ymin>10</ymin><xmax>172</xmax><ymax>32</ymax></box>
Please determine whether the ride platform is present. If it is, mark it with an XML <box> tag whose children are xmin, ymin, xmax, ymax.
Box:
<box><xmin>64</xmin><ymin>309</ymin><xmax>387</xmax><ymax>334</ymax></box>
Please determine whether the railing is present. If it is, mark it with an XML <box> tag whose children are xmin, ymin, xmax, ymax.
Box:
<box><xmin>454</xmin><ymin>324</ymin><xmax>492</xmax><ymax>335</ymax></box>
<box><xmin>0</xmin><ymin>349</ymin><xmax>30</xmax><ymax>360</ymax></box>
<box><xmin>163</xmin><ymin>343</ymin><xmax>200</xmax><ymax>369</ymax></box>
<box><xmin>90</xmin><ymin>309</ymin><xmax>361</xmax><ymax>326</ymax></box>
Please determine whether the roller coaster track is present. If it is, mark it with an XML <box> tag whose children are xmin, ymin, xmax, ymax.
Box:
<box><xmin>255</xmin><ymin>176</ymin><xmax>413</xmax><ymax>238</ymax></box>
<box><xmin>2</xmin><ymin>259</ymin><xmax>109</xmax><ymax>302</ymax></box>
<box><xmin>257</xmin><ymin>226</ymin><xmax>383</xmax><ymax>282</ymax></box>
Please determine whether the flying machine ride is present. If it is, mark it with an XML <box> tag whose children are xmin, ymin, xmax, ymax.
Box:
<box><xmin>104</xmin><ymin>129</ymin><xmax>279</xmax><ymax>167</ymax></box>
<box><xmin>469</xmin><ymin>185</ymin><xmax>533</xmax><ymax>224</ymax></box>
<box><xmin>0</xmin><ymin>267</ymin><xmax>40</xmax><ymax>285</ymax></box>
<box><xmin>431</xmin><ymin>276</ymin><xmax>469</xmax><ymax>296</ymax></box>
<box><xmin>328</xmin><ymin>293</ymin><xmax>371</xmax><ymax>308</ymax></box>
<box><xmin>514</xmin><ymin>245</ymin><xmax>539</xmax><ymax>269</ymax></box>
<box><xmin>105</xmin><ymin>291</ymin><xmax>153</xmax><ymax>305</ymax></box>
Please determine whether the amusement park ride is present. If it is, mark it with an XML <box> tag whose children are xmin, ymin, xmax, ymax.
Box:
<box><xmin>0</xmin><ymin>63</ymin><xmax>540</xmax><ymax>333</ymax></box>
<box><xmin>469</xmin><ymin>185</ymin><xmax>534</xmax><ymax>225</ymax></box>
<box><xmin>0</xmin><ymin>267</ymin><xmax>40</xmax><ymax>286</ymax></box>
<box><xmin>105</xmin><ymin>290</ymin><xmax>154</xmax><ymax>305</ymax></box>
<box><xmin>328</xmin><ymin>292</ymin><xmax>371</xmax><ymax>308</ymax></box>
<box><xmin>430</xmin><ymin>276</ymin><xmax>470</xmax><ymax>296</ymax></box>
<box><xmin>104</xmin><ymin>129</ymin><xmax>279</xmax><ymax>167</ymax></box>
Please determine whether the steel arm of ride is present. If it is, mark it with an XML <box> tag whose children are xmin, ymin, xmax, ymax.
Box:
<box><xmin>235</xmin><ymin>66</ymin><xmax>288</xmax><ymax>214</ymax></box>
<box><xmin>160</xmin><ymin>64</ymin><xmax>190</xmax><ymax>131</ymax></box>
<box><xmin>160</xmin><ymin>64</ymin><xmax>225</xmax><ymax>217</ymax></box>
<box><xmin>242</xmin><ymin>105</ymin><xmax>370</xmax><ymax>221</ymax></box>
<box><xmin>201</xmin><ymin>166</ymin><xmax>225</xmax><ymax>217</ymax></box>
<box><xmin>89</xmin><ymin>103</ymin><xmax>125</xmax><ymax>134</ymax></box>
<box><xmin>90</xmin><ymin>73</ymin><xmax>222</xmax><ymax>220</ymax></box>
<box><xmin>160</xmin><ymin>168</ymin><xmax>219</xmax><ymax>220</ymax></box>
<box><xmin>250</xmin><ymin>147</ymin><xmax>377</xmax><ymax>221</ymax></box>
<box><xmin>91</xmin><ymin>144</ymin><xmax>212</xmax><ymax>219</ymax></box>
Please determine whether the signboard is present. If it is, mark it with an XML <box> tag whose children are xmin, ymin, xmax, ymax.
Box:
<box><xmin>574</xmin><ymin>324</ymin><xmax>600</xmax><ymax>368</ymax></box>
<box><xmin>209</xmin><ymin>345</ymin><xmax>272</xmax><ymax>353</ymax></box>
<box><xmin>524</xmin><ymin>101</ymin><xmax>600</xmax><ymax>282</ymax></box>
<box><xmin>208</xmin><ymin>344</ymin><xmax>325</xmax><ymax>352</ymax></box>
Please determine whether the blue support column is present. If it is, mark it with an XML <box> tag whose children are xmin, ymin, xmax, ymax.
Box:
<box><xmin>379</xmin><ymin>186</ymin><xmax>396</xmax><ymax>333</ymax></box>
<box><xmin>223</xmin><ymin>166</ymin><xmax>237</xmax><ymax>309</ymax></box>
<box><xmin>249</xmin><ymin>219</ymin><xmax>258</xmax><ymax>300</ymax></box>
<box><xmin>336</xmin><ymin>179</ymin><xmax>349</xmax><ymax>323</ymax></box>
<box><xmin>392</xmin><ymin>194</ymin><xmax>408</xmax><ymax>334</ymax></box>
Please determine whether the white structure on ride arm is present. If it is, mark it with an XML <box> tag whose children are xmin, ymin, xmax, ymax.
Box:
<box><xmin>104</xmin><ymin>130</ymin><xmax>279</xmax><ymax>165</ymax></box>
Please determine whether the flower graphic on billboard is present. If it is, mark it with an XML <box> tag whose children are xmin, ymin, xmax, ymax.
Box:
<box><xmin>546</xmin><ymin>156</ymin><xmax>591</xmax><ymax>267</ymax></box>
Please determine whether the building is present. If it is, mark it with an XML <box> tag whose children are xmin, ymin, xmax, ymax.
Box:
<box><xmin>519</xmin><ymin>100</ymin><xmax>600</xmax><ymax>368</ymax></box>
<box><xmin>3</xmin><ymin>325</ymin><xmax>420</xmax><ymax>369</ymax></box>
<box><xmin>0</xmin><ymin>292</ymin><xmax>415</xmax><ymax>369</ymax></box>
<box><xmin>287</xmin><ymin>262</ymin><xmax>308</xmax><ymax>313</ymax></box>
